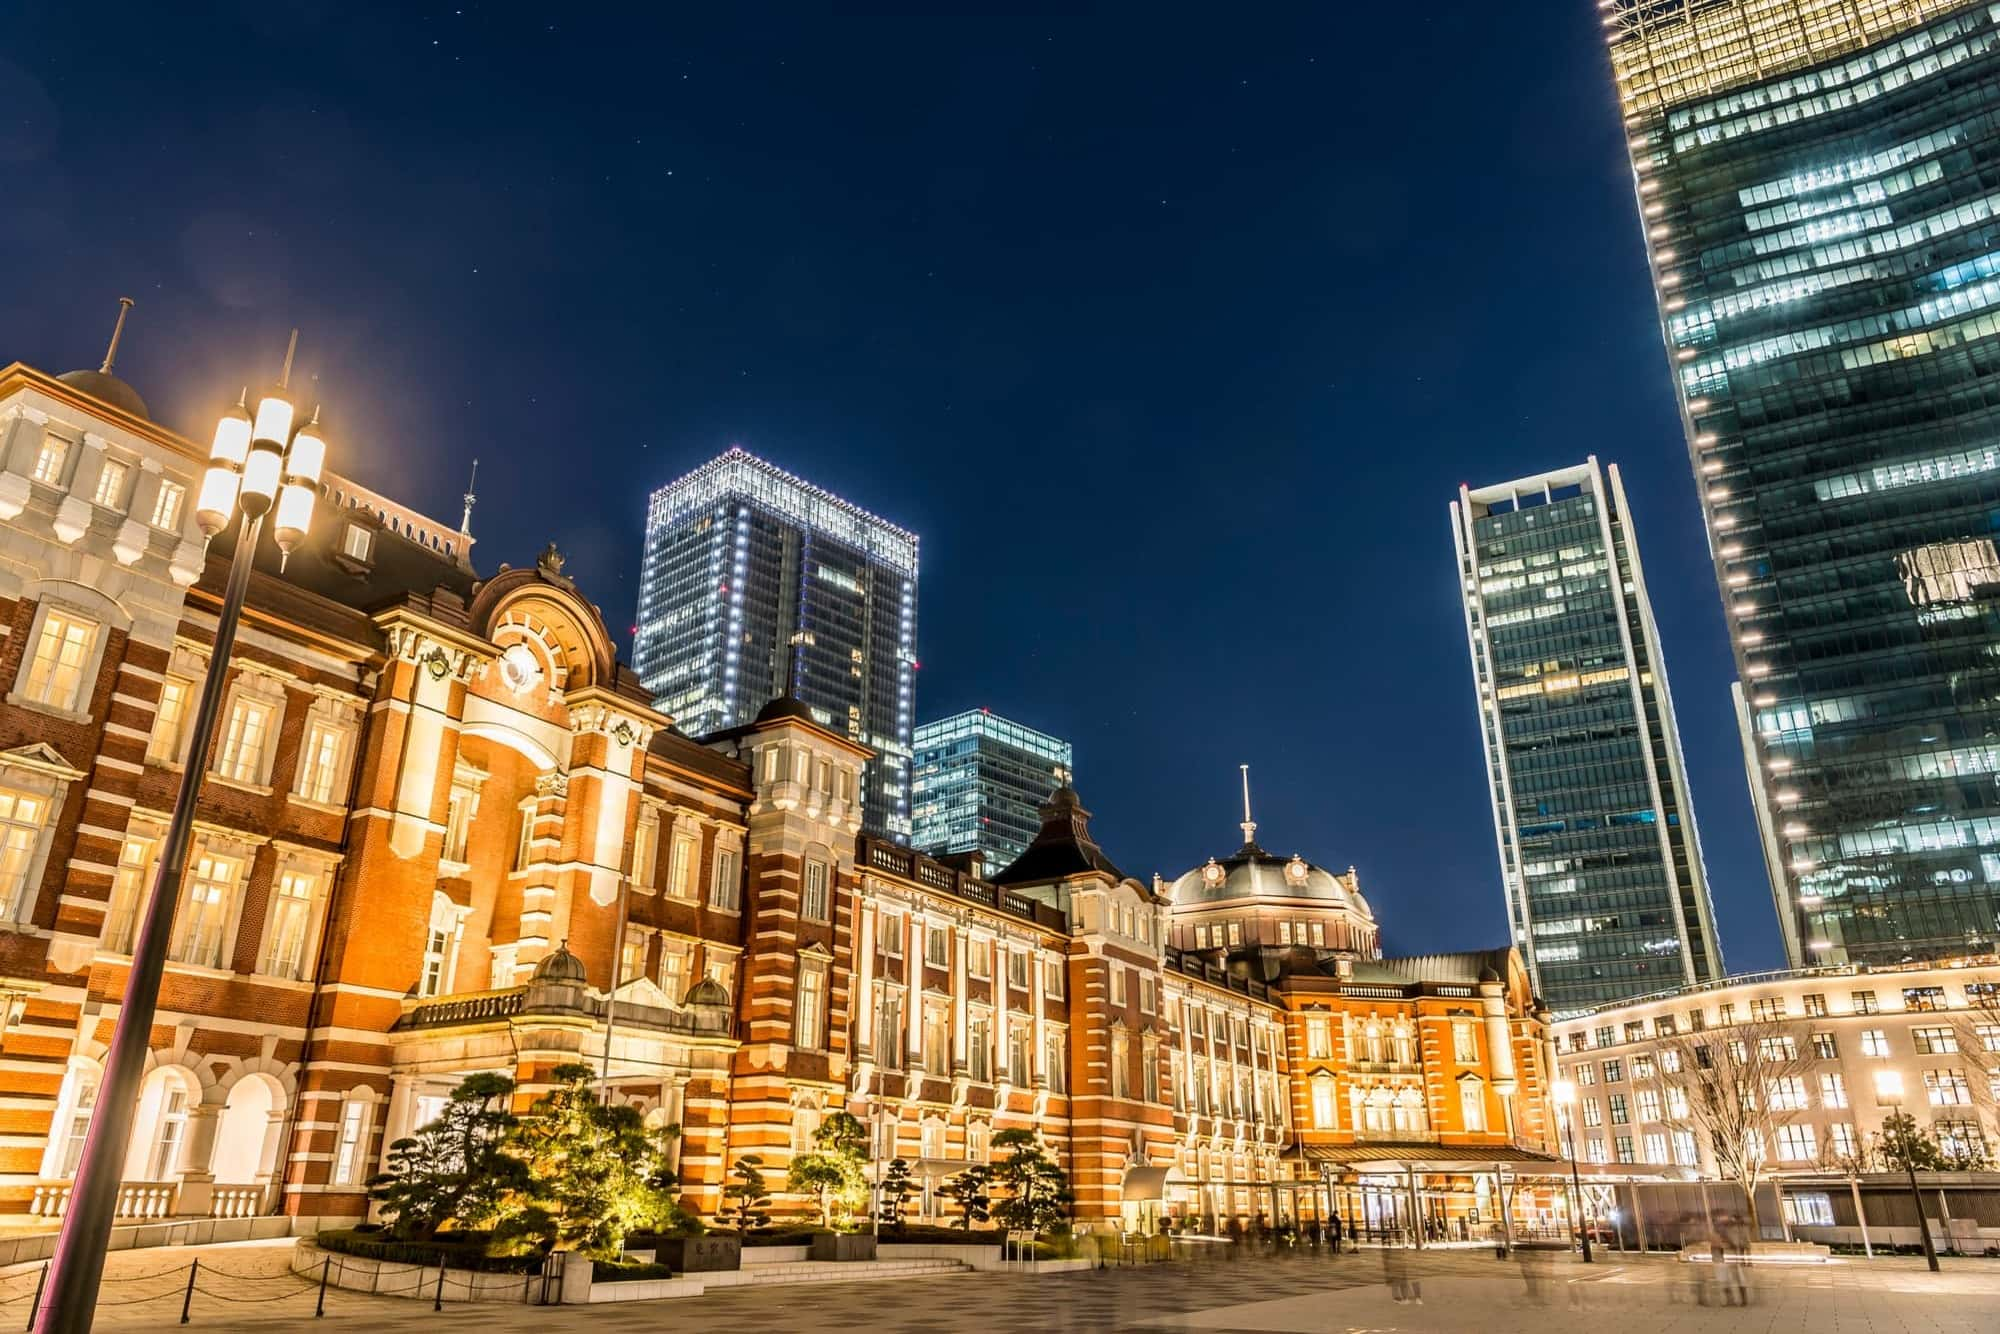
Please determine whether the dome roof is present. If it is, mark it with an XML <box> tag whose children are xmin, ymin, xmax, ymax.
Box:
<box><xmin>1169</xmin><ymin>840</ymin><xmax>1365</xmax><ymax>911</ymax></box>
<box><xmin>530</xmin><ymin>942</ymin><xmax>588</xmax><ymax>985</ymax></box>
<box><xmin>683</xmin><ymin>976</ymin><xmax>731</xmax><ymax>1008</ymax></box>
<box><xmin>56</xmin><ymin>369</ymin><xmax>149</xmax><ymax>421</ymax></box>
<box><xmin>753</xmin><ymin>694</ymin><xmax>819</xmax><ymax>726</ymax></box>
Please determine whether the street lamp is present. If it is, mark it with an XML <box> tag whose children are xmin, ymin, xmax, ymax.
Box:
<box><xmin>37</xmin><ymin>335</ymin><xmax>324</xmax><ymax>1334</ymax></box>
<box><xmin>1552</xmin><ymin>1079</ymin><xmax>1592</xmax><ymax>1263</ymax></box>
<box><xmin>1873</xmin><ymin>1069</ymin><xmax>1940</xmax><ymax>1274</ymax></box>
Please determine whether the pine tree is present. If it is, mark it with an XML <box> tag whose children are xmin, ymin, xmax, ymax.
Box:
<box><xmin>368</xmin><ymin>1072</ymin><xmax>523</xmax><ymax>1240</ymax></box>
<box><xmin>719</xmin><ymin>1154</ymin><xmax>774</xmax><ymax>1233</ymax></box>
<box><xmin>878</xmin><ymin>1158</ymin><xmax>916</xmax><ymax>1233</ymax></box>
<box><xmin>492</xmin><ymin>1063</ymin><xmax>678</xmax><ymax>1257</ymax></box>
<box><xmin>988</xmin><ymin>1129</ymin><xmax>1073</xmax><ymax>1234</ymax></box>
<box><xmin>939</xmin><ymin>1164</ymin><xmax>992</xmax><ymax>1230</ymax></box>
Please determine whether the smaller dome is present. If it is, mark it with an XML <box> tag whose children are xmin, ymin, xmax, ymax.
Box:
<box><xmin>754</xmin><ymin>694</ymin><xmax>818</xmax><ymax>726</ymax></box>
<box><xmin>56</xmin><ymin>369</ymin><xmax>149</xmax><ymax>421</ymax></box>
<box><xmin>683</xmin><ymin>976</ymin><xmax>730</xmax><ymax>1008</ymax></box>
<box><xmin>531</xmin><ymin>942</ymin><xmax>588</xmax><ymax>985</ymax></box>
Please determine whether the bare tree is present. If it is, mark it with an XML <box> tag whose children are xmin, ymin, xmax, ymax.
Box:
<box><xmin>1943</xmin><ymin>982</ymin><xmax>2000</xmax><ymax>1169</ymax></box>
<box><xmin>1657</xmin><ymin>1017</ymin><xmax>1814</xmax><ymax>1237</ymax></box>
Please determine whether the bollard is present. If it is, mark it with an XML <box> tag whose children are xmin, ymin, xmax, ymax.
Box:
<box><xmin>433</xmin><ymin>1256</ymin><xmax>446</xmax><ymax>1312</ymax></box>
<box><xmin>315</xmin><ymin>1256</ymin><xmax>331</xmax><ymax>1318</ymax></box>
<box><xmin>180</xmin><ymin>1259</ymin><xmax>198</xmax><ymax>1325</ymax></box>
<box><xmin>25</xmin><ymin>1261</ymin><xmax>46</xmax><ymax>1332</ymax></box>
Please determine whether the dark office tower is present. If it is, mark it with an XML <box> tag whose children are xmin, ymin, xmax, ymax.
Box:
<box><xmin>911</xmin><ymin>709</ymin><xmax>1074</xmax><ymax>873</ymax></box>
<box><xmin>1607</xmin><ymin>1</ymin><xmax>2000</xmax><ymax>965</ymax></box>
<box><xmin>1453</xmin><ymin>458</ymin><xmax>1724</xmax><ymax>1013</ymax></box>
<box><xmin>635</xmin><ymin>447</ymin><xmax>918</xmax><ymax>840</ymax></box>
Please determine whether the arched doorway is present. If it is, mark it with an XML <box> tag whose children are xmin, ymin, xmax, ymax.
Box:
<box><xmin>125</xmin><ymin>1066</ymin><xmax>200</xmax><ymax>1182</ymax></box>
<box><xmin>211</xmin><ymin>1076</ymin><xmax>282</xmax><ymax>1187</ymax></box>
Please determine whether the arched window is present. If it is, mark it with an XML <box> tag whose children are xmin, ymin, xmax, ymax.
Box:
<box><xmin>966</xmin><ymin>1120</ymin><xmax>989</xmax><ymax>1163</ymax></box>
<box><xmin>1363</xmin><ymin>1021</ymin><xmax>1385</xmax><ymax>1064</ymax></box>
<box><xmin>1390</xmin><ymin>1022</ymin><xmax>1415</xmax><ymax>1066</ymax></box>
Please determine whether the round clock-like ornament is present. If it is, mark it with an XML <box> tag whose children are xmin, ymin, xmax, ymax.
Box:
<box><xmin>498</xmin><ymin>641</ymin><xmax>544</xmax><ymax>696</ymax></box>
<box><xmin>1201</xmin><ymin>858</ymin><xmax>1225</xmax><ymax>888</ymax></box>
<box><xmin>1285</xmin><ymin>855</ymin><xmax>1310</xmax><ymax>887</ymax></box>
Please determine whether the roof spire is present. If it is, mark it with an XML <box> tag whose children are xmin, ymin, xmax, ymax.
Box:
<box><xmin>460</xmin><ymin>458</ymin><xmax>479</xmax><ymax>534</ymax></box>
<box><xmin>98</xmin><ymin>297</ymin><xmax>135</xmax><ymax>373</ymax></box>
<box><xmin>1239</xmin><ymin>763</ymin><xmax>1257</xmax><ymax>847</ymax></box>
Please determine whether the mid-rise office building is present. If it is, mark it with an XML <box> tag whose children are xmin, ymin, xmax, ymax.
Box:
<box><xmin>1453</xmin><ymin>457</ymin><xmax>1724</xmax><ymax>1013</ymax></box>
<box><xmin>911</xmin><ymin>708</ymin><xmax>1073</xmax><ymax>872</ymax></box>
<box><xmin>634</xmin><ymin>447</ymin><xmax>919</xmax><ymax>840</ymax></box>
<box><xmin>1607</xmin><ymin>0</ymin><xmax>2000</xmax><ymax>965</ymax></box>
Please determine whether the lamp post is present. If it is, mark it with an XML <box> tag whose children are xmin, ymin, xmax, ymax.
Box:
<box><xmin>37</xmin><ymin>338</ymin><xmax>325</xmax><ymax>1334</ymax></box>
<box><xmin>1552</xmin><ymin>1079</ymin><xmax>1592</xmax><ymax>1263</ymax></box>
<box><xmin>1874</xmin><ymin>1070</ymin><xmax>1940</xmax><ymax>1273</ymax></box>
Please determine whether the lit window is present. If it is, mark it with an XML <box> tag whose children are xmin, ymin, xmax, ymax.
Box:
<box><xmin>1460</xmin><ymin>1079</ymin><xmax>1487</xmax><ymax>1132</ymax></box>
<box><xmin>1111</xmin><ymin>1032</ymin><xmax>1130</xmax><ymax>1098</ymax></box>
<box><xmin>1305</xmin><ymin>1014</ymin><xmax>1331</xmax><ymax>1060</ymax></box>
<box><xmin>925</xmin><ymin>924</ymin><xmax>948</xmax><ymax>967</ymax></box>
<box><xmin>101</xmin><ymin>826</ymin><xmax>161</xmax><ymax>953</ymax></box>
<box><xmin>91</xmin><ymin>458</ymin><xmax>129</xmax><ymax>509</ymax></box>
<box><xmin>967</xmin><ymin>936</ymin><xmax>990</xmax><ymax>978</ymax></box>
<box><xmin>658</xmin><ymin>941</ymin><xmax>690</xmax><ymax>1004</ymax></box>
<box><xmin>1860</xmin><ymin>1029</ymin><xmax>1891</xmax><ymax>1057</ymax></box>
<box><xmin>1044</xmin><ymin>958</ymin><xmax>1063</xmax><ymax>996</ymax></box>
<box><xmin>1453</xmin><ymin>1020</ymin><xmax>1478</xmax><ymax>1064</ymax></box>
<box><xmin>293</xmin><ymin>705</ymin><xmax>355</xmax><ymax>805</ymax></box>
<box><xmin>514</xmin><ymin>800</ymin><xmax>536</xmax><ymax>871</ymax></box>
<box><xmin>1111</xmin><ymin>965</ymin><xmax>1127</xmax><ymax>1006</ymax></box>
<box><xmin>796</xmin><ymin>963</ymin><xmax>827</xmax><ymax>1051</ymax></box>
<box><xmin>417</xmin><ymin>893</ymin><xmax>462</xmax><ymax>997</ymax></box>
<box><xmin>703</xmin><ymin>953</ymin><xmax>734</xmax><ymax>1003</ymax></box>
<box><xmin>0</xmin><ymin>789</ymin><xmax>50</xmax><ymax>922</ymax></box>
<box><xmin>667</xmin><ymin>830</ymin><xmax>699</xmax><ymax>898</ymax></box>
<box><xmin>442</xmin><ymin>771</ymin><xmax>482</xmax><ymax>866</ymax></box>
<box><xmin>21</xmin><ymin>609</ymin><xmax>99</xmax><ymax>713</ymax></box>
<box><xmin>331</xmin><ymin>1099</ymin><xmax>371</xmax><ymax>1185</ymax></box>
<box><xmin>1040</xmin><ymin>1029</ymin><xmax>1064</xmax><ymax>1092</ymax></box>
<box><xmin>1310</xmin><ymin>1074</ymin><xmax>1337</xmax><ymax>1128</ymax></box>
<box><xmin>1925</xmin><ymin>1069</ymin><xmax>1972</xmax><ymax>1106</ymax></box>
<box><xmin>341</xmin><ymin>524</ymin><xmax>373</xmax><ymax>562</ymax></box>
<box><xmin>968</xmin><ymin>1014</ymin><xmax>991</xmax><ymax>1082</ymax></box>
<box><xmin>147</xmin><ymin>677</ymin><xmax>193</xmax><ymax>765</ymax></box>
<box><xmin>150</xmin><ymin>480</ymin><xmax>185</xmax><ymax>531</ymax></box>
<box><xmin>708</xmin><ymin>845</ymin><xmax>740</xmax><ymax>911</ymax></box>
<box><xmin>32</xmin><ymin>436</ymin><xmax>69</xmax><ymax>485</ymax></box>
<box><xmin>58</xmin><ymin>1071</ymin><xmax>98</xmax><ymax>1176</ymax></box>
<box><xmin>215</xmin><ymin>688</ymin><xmax>279</xmax><ymax>786</ymax></box>
<box><xmin>260</xmin><ymin>864</ymin><xmax>323</xmax><ymax>980</ymax></box>
<box><xmin>1226</xmin><ymin>921</ymin><xmax>1242</xmax><ymax>947</ymax></box>
<box><xmin>168</xmin><ymin>847</ymin><xmax>241</xmax><ymax>969</ymax></box>
<box><xmin>629</xmin><ymin>807</ymin><xmax>660</xmax><ymax>890</ymax></box>
<box><xmin>801</xmin><ymin>858</ymin><xmax>829</xmax><ymax>920</ymax></box>
<box><xmin>1775</xmin><ymin>1124</ymin><xmax>1817</xmax><ymax>1161</ymax></box>
<box><xmin>149</xmin><ymin>1088</ymin><xmax>188</xmax><ymax>1179</ymax></box>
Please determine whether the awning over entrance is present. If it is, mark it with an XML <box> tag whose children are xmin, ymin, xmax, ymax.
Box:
<box><xmin>1122</xmin><ymin>1165</ymin><xmax>1175</xmax><ymax>1201</ymax></box>
<box><xmin>1301</xmin><ymin>1142</ymin><xmax>1563</xmax><ymax>1172</ymax></box>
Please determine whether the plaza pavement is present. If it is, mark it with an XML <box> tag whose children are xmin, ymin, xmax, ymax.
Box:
<box><xmin>2</xmin><ymin>1239</ymin><xmax>1996</xmax><ymax>1331</ymax></box>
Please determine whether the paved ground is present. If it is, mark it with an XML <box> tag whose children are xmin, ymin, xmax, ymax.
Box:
<box><xmin>2</xmin><ymin>1240</ymin><xmax>1996</xmax><ymax>1331</ymax></box>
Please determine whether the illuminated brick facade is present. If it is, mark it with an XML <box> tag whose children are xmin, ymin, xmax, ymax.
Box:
<box><xmin>0</xmin><ymin>353</ymin><xmax>1556</xmax><ymax>1236</ymax></box>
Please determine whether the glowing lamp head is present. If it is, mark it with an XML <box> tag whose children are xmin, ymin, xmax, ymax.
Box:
<box><xmin>194</xmin><ymin>465</ymin><xmax>241</xmax><ymax>537</ymax></box>
<box><xmin>286</xmin><ymin>408</ymin><xmax>326</xmax><ymax>484</ymax></box>
<box><xmin>1552</xmin><ymin>1079</ymin><xmax>1577</xmax><ymax>1106</ymax></box>
<box><xmin>1873</xmin><ymin>1070</ymin><xmax>1904</xmax><ymax>1102</ymax></box>
<box><xmin>209</xmin><ymin>398</ymin><xmax>252</xmax><ymax>467</ymax></box>
<box><xmin>240</xmin><ymin>445</ymin><xmax>282</xmax><ymax>514</ymax></box>
<box><xmin>273</xmin><ymin>482</ymin><xmax>315</xmax><ymax>554</ymax></box>
<box><xmin>251</xmin><ymin>390</ymin><xmax>295</xmax><ymax>452</ymax></box>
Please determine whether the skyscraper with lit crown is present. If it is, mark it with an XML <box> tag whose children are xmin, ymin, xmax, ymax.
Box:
<box><xmin>1606</xmin><ymin>0</ymin><xmax>2000</xmax><ymax>965</ymax></box>
<box><xmin>634</xmin><ymin>447</ymin><xmax>919</xmax><ymax>840</ymax></box>
<box><xmin>1453</xmin><ymin>457</ymin><xmax>1723</xmax><ymax>1013</ymax></box>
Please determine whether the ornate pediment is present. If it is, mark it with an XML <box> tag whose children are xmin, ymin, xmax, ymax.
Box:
<box><xmin>0</xmin><ymin>742</ymin><xmax>85</xmax><ymax>783</ymax></box>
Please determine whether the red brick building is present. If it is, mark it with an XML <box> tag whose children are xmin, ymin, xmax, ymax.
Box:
<box><xmin>0</xmin><ymin>349</ymin><xmax>1558</xmax><ymax>1239</ymax></box>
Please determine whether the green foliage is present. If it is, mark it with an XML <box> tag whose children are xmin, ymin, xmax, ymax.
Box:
<box><xmin>786</xmin><ymin>1153</ymin><xmax>854</xmax><ymax>1229</ymax></box>
<box><xmin>1877</xmin><ymin>1111</ymin><xmax>1951</xmax><ymax>1173</ymax></box>
<box><xmin>784</xmin><ymin>1111</ymin><xmax>870</xmax><ymax>1229</ymax></box>
<box><xmin>313</xmin><ymin>1228</ymin><xmax>542</xmax><ymax>1274</ymax></box>
<box><xmin>490</xmin><ymin>1063</ymin><xmax>683</xmax><ymax>1258</ymax></box>
<box><xmin>988</xmin><ymin>1129</ymin><xmax>1073</xmax><ymax>1234</ymax></box>
<box><xmin>878</xmin><ymin>1158</ymin><xmax>916</xmax><ymax>1233</ymax></box>
<box><xmin>938</xmin><ymin>1164</ymin><xmax>992</xmax><ymax>1230</ymax></box>
<box><xmin>366</xmin><ymin>1072</ymin><xmax>524</xmax><ymax>1240</ymax></box>
<box><xmin>719</xmin><ymin>1155</ymin><xmax>774</xmax><ymax>1233</ymax></box>
<box><xmin>814</xmin><ymin>1110</ymin><xmax>869</xmax><ymax>1158</ymax></box>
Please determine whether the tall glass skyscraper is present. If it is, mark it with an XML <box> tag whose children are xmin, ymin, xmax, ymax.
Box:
<box><xmin>1608</xmin><ymin>0</ymin><xmax>2000</xmax><ymax>965</ymax></box>
<box><xmin>635</xmin><ymin>447</ymin><xmax>918</xmax><ymax>840</ymax></box>
<box><xmin>910</xmin><ymin>709</ymin><xmax>1073</xmax><ymax>873</ymax></box>
<box><xmin>1454</xmin><ymin>458</ymin><xmax>1724</xmax><ymax>1013</ymax></box>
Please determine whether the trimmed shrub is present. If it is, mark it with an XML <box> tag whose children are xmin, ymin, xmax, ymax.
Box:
<box><xmin>591</xmin><ymin>1260</ymin><xmax>675</xmax><ymax>1283</ymax></box>
<box><xmin>314</xmin><ymin>1228</ymin><xmax>543</xmax><ymax>1275</ymax></box>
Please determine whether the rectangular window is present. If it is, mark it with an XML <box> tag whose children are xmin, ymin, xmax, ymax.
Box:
<box><xmin>1820</xmin><ymin>1072</ymin><xmax>1848</xmax><ymax>1108</ymax></box>
<box><xmin>1043</xmin><ymin>1030</ymin><xmax>1065</xmax><ymax>1093</ymax></box>
<box><xmin>32</xmin><ymin>436</ymin><xmax>68</xmax><ymax>485</ymax></box>
<box><xmin>514</xmin><ymin>802</ymin><xmax>536</xmax><ymax>871</ymax></box>
<box><xmin>1461</xmin><ymin>1079</ymin><xmax>1487</xmax><ymax>1131</ymax></box>
<box><xmin>708</xmin><ymin>846</ymin><xmax>740</xmax><ymax>911</ymax></box>
<box><xmin>1603</xmin><ymin>1059</ymin><xmax>1624</xmax><ymax>1083</ymax></box>
<box><xmin>923</xmin><ymin>1005</ymin><xmax>948</xmax><ymax>1075</ymax></box>
<box><xmin>23</xmin><ymin>609</ymin><xmax>98</xmax><ymax>713</ymax></box>
<box><xmin>60</xmin><ymin>1075</ymin><xmax>98</xmax><ymax>1176</ymax></box>
<box><xmin>169</xmin><ymin>848</ymin><xmax>240</xmax><ymax>969</ymax></box>
<box><xmin>1903</xmin><ymin>986</ymin><xmax>1946</xmax><ymax>1013</ymax></box>
<box><xmin>1453</xmin><ymin>1020</ymin><xmax>1478</xmax><ymax>1064</ymax></box>
<box><xmin>1005</xmin><ymin>947</ymin><xmax>1026</xmax><ymax>988</ymax></box>
<box><xmin>1644</xmin><ymin>1132</ymin><xmax>1669</xmax><ymax>1165</ymax></box>
<box><xmin>294</xmin><ymin>716</ymin><xmax>350</xmax><ymax>805</ymax></box>
<box><xmin>1638</xmin><ymin>1088</ymin><xmax>1661</xmax><ymax>1120</ymax></box>
<box><xmin>881</xmin><ymin>913</ymin><xmax>905</xmax><ymax>958</ymax></box>
<box><xmin>658</xmin><ymin>941</ymin><xmax>690</xmax><ymax>1005</ymax></box>
<box><xmin>796</xmin><ymin>965</ymin><xmax>826</xmax><ymax>1051</ymax></box>
<box><xmin>1044</xmin><ymin>958</ymin><xmax>1063</xmax><ymax>997</ymax></box>
<box><xmin>1925</xmin><ymin>1069</ymin><xmax>1972</xmax><ymax>1106</ymax></box>
<box><xmin>91</xmin><ymin>458</ymin><xmax>129</xmax><ymax>508</ymax></box>
<box><xmin>628</xmin><ymin>808</ymin><xmax>659</xmax><ymax>890</ymax></box>
<box><xmin>968</xmin><ymin>1014</ymin><xmax>990</xmax><ymax>1082</ymax></box>
<box><xmin>876</xmin><ymin>990</ymin><xmax>903</xmax><ymax>1070</ymax></box>
<box><xmin>215</xmin><ymin>694</ymin><xmax>275</xmax><ymax>785</ymax></box>
<box><xmin>1802</xmin><ymin>993</ymin><xmax>1828</xmax><ymax>1017</ymax></box>
<box><xmin>101</xmin><ymin>827</ymin><xmax>159</xmax><ymax>952</ymax></box>
<box><xmin>1226</xmin><ymin>920</ymin><xmax>1242</xmax><ymax>947</ymax></box>
<box><xmin>968</xmin><ymin>937</ymin><xmax>991</xmax><ymax>978</ymax></box>
<box><xmin>341</xmin><ymin>523</ymin><xmax>373</xmax><ymax>562</ymax></box>
<box><xmin>1577</xmin><ymin>1062</ymin><xmax>1596</xmax><ymax>1085</ymax></box>
<box><xmin>418</xmin><ymin>897</ymin><xmax>462</xmax><ymax>998</ymax></box>
<box><xmin>1768</xmin><ymin>1076</ymin><xmax>1808</xmax><ymax>1110</ymax></box>
<box><xmin>801</xmin><ymin>858</ymin><xmax>829</xmax><ymax>920</ymax></box>
<box><xmin>1812</xmin><ymin>1032</ymin><xmax>1838</xmax><ymax>1060</ymax></box>
<box><xmin>925</xmin><ymin>925</ymin><xmax>948</xmax><ymax>968</ymax></box>
<box><xmin>1775</xmin><ymin>1124</ymin><xmax>1817</xmax><ymax>1161</ymax></box>
<box><xmin>667</xmin><ymin>831</ymin><xmax>698</xmax><ymax>899</ymax></box>
<box><xmin>442</xmin><ymin>787</ymin><xmax>476</xmax><ymax>866</ymax></box>
<box><xmin>147</xmin><ymin>677</ymin><xmax>193</xmax><ymax>765</ymax></box>
<box><xmin>1749</xmin><ymin>997</ymin><xmax>1785</xmax><ymax>1022</ymax></box>
<box><xmin>1758</xmin><ymin>1035</ymin><xmax>1798</xmax><ymax>1061</ymax></box>
<box><xmin>1008</xmin><ymin>1028</ymin><xmax>1031</xmax><ymax>1085</ymax></box>
<box><xmin>1851</xmin><ymin>990</ymin><xmax>1879</xmax><ymax>1015</ymax></box>
<box><xmin>1829</xmin><ymin>1123</ymin><xmax>1859</xmax><ymax>1157</ymax></box>
<box><xmin>1310</xmin><ymin>920</ymin><xmax>1325</xmax><ymax>947</ymax></box>
<box><xmin>1615</xmin><ymin>1135</ymin><xmax>1634</xmax><ymax>1165</ymax></box>
<box><xmin>1144</xmin><ymin>1043</ymin><xmax>1161</xmax><ymax>1103</ymax></box>
<box><xmin>331</xmin><ymin>1101</ymin><xmax>370</xmax><ymax>1186</ymax></box>
<box><xmin>1783</xmin><ymin>1191</ymin><xmax>1835</xmax><ymax>1227</ymax></box>
<box><xmin>150</xmin><ymin>480</ymin><xmax>185</xmax><ymax>531</ymax></box>
<box><xmin>1860</xmin><ymin>1029</ymin><xmax>1890</xmax><ymax>1058</ymax></box>
<box><xmin>618</xmin><ymin>933</ymin><xmax>646</xmax><ymax>986</ymax></box>
<box><xmin>1608</xmin><ymin>1093</ymin><xmax>1629</xmax><ymax>1125</ymax></box>
<box><xmin>1111</xmin><ymin>1032</ymin><xmax>1130</xmax><ymax>1098</ymax></box>
<box><xmin>702</xmin><ymin>954</ymin><xmax>734</xmax><ymax>1003</ymax></box>
<box><xmin>1111</xmin><ymin>966</ymin><xmax>1128</xmax><ymax>1007</ymax></box>
<box><xmin>1277</xmin><ymin>921</ymin><xmax>1292</xmax><ymax>945</ymax></box>
<box><xmin>1583</xmin><ymin>1097</ymin><xmax>1602</xmax><ymax>1128</ymax></box>
<box><xmin>1912</xmin><ymin>1026</ymin><xmax>1958</xmax><ymax>1055</ymax></box>
<box><xmin>0</xmin><ymin>788</ymin><xmax>49</xmax><ymax>923</ymax></box>
<box><xmin>1306</xmin><ymin>1015</ymin><xmax>1331</xmax><ymax>1060</ymax></box>
<box><xmin>259</xmin><ymin>865</ymin><xmax>321</xmax><ymax>980</ymax></box>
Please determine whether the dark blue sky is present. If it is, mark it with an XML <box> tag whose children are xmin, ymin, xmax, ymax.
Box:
<box><xmin>0</xmin><ymin>3</ymin><xmax>1784</xmax><ymax>971</ymax></box>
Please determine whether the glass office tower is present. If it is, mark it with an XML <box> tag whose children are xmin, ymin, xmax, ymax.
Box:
<box><xmin>635</xmin><ymin>447</ymin><xmax>919</xmax><ymax>840</ymax></box>
<box><xmin>1454</xmin><ymin>458</ymin><xmax>1724</xmax><ymax>1012</ymax></box>
<box><xmin>911</xmin><ymin>709</ymin><xmax>1073</xmax><ymax>873</ymax></box>
<box><xmin>1608</xmin><ymin>0</ymin><xmax>2000</xmax><ymax>965</ymax></box>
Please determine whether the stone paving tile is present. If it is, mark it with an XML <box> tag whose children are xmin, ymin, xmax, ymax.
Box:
<box><xmin>7</xmin><ymin>1241</ymin><xmax>1997</xmax><ymax>1332</ymax></box>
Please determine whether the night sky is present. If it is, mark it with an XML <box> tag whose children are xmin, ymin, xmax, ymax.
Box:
<box><xmin>0</xmin><ymin>4</ymin><xmax>1784</xmax><ymax>972</ymax></box>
